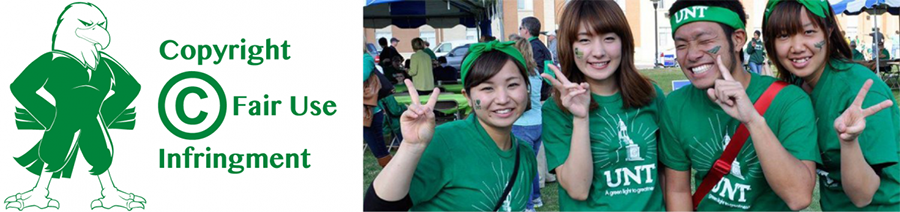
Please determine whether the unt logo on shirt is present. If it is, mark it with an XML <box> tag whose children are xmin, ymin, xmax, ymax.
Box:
<box><xmin>673</xmin><ymin>6</ymin><xmax>709</xmax><ymax>24</ymax></box>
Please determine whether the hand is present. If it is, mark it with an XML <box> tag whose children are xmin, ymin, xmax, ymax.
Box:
<box><xmin>834</xmin><ymin>79</ymin><xmax>894</xmax><ymax>142</ymax></box>
<box><xmin>541</xmin><ymin>64</ymin><xmax>591</xmax><ymax>118</ymax></box>
<box><xmin>707</xmin><ymin>55</ymin><xmax>760</xmax><ymax>124</ymax></box>
<box><xmin>399</xmin><ymin>79</ymin><xmax>441</xmax><ymax>146</ymax></box>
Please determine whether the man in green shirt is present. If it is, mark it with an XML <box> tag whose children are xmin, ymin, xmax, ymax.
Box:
<box><xmin>745</xmin><ymin>30</ymin><xmax>765</xmax><ymax>74</ymax></box>
<box><xmin>423</xmin><ymin>41</ymin><xmax>437</xmax><ymax>60</ymax></box>
<box><xmin>661</xmin><ymin>1</ymin><xmax>820</xmax><ymax>211</ymax></box>
<box><xmin>851</xmin><ymin>41</ymin><xmax>866</xmax><ymax>61</ymax></box>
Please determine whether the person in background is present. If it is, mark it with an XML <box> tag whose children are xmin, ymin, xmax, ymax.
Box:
<box><xmin>379</xmin><ymin>37</ymin><xmax>401</xmax><ymax>68</ymax></box>
<box><xmin>509</xmin><ymin>33</ymin><xmax>522</xmax><ymax>41</ymax></box>
<box><xmin>409</xmin><ymin>38</ymin><xmax>435</xmax><ymax>94</ymax></box>
<box><xmin>520</xmin><ymin>16</ymin><xmax>553</xmax><ymax>101</ymax></box>
<box><xmin>746</xmin><ymin>30</ymin><xmax>766</xmax><ymax>74</ymax></box>
<box><xmin>364</xmin><ymin>51</ymin><xmax>393</xmax><ymax>167</ymax></box>
<box><xmin>878</xmin><ymin>40</ymin><xmax>891</xmax><ymax>61</ymax></box>
<box><xmin>432</xmin><ymin>56</ymin><xmax>458</xmax><ymax>85</ymax></box>
<box><xmin>851</xmin><ymin>41</ymin><xmax>866</xmax><ymax>61</ymax></box>
<box><xmin>547</xmin><ymin>30</ymin><xmax>559</xmax><ymax>65</ymax></box>
<box><xmin>511</xmin><ymin>37</ymin><xmax>544</xmax><ymax>212</ymax></box>
<box><xmin>423</xmin><ymin>41</ymin><xmax>437</xmax><ymax>60</ymax></box>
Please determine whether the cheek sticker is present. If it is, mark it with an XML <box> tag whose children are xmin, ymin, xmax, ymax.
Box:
<box><xmin>814</xmin><ymin>40</ymin><xmax>826</xmax><ymax>50</ymax></box>
<box><xmin>475</xmin><ymin>100</ymin><xmax>482</xmax><ymax>110</ymax></box>
<box><xmin>707</xmin><ymin>45</ymin><xmax>721</xmax><ymax>54</ymax></box>
<box><xmin>575</xmin><ymin>47</ymin><xmax>584</xmax><ymax>59</ymax></box>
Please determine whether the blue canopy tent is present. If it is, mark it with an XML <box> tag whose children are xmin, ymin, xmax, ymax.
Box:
<box><xmin>364</xmin><ymin>0</ymin><xmax>498</xmax><ymax>38</ymax></box>
<box><xmin>830</xmin><ymin>0</ymin><xmax>900</xmax><ymax>73</ymax></box>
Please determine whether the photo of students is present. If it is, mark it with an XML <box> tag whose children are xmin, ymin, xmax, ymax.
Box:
<box><xmin>364</xmin><ymin>41</ymin><xmax>537</xmax><ymax>211</ymax></box>
<box><xmin>540</xmin><ymin>0</ymin><xmax>666</xmax><ymax>211</ymax></box>
<box><xmin>763</xmin><ymin>0</ymin><xmax>899</xmax><ymax>210</ymax></box>
<box><xmin>660</xmin><ymin>0</ymin><xmax>821</xmax><ymax>211</ymax></box>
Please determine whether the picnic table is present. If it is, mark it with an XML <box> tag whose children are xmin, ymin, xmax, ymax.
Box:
<box><xmin>393</xmin><ymin>84</ymin><xmax>464</xmax><ymax>93</ymax></box>
<box><xmin>394</xmin><ymin>93</ymin><xmax>470</xmax><ymax>115</ymax></box>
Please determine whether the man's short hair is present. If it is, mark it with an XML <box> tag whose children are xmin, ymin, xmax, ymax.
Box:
<box><xmin>378</xmin><ymin>37</ymin><xmax>388</xmax><ymax>47</ymax></box>
<box><xmin>521</xmin><ymin>17</ymin><xmax>541</xmax><ymax>37</ymax></box>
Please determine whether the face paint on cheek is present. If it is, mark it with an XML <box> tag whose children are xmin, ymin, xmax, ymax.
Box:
<box><xmin>575</xmin><ymin>48</ymin><xmax>584</xmax><ymax>59</ymax></box>
<box><xmin>475</xmin><ymin>100</ymin><xmax>481</xmax><ymax>110</ymax></box>
<box><xmin>707</xmin><ymin>46</ymin><xmax>721</xmax><ymax>54</ymax></box>
<box><xmin>814</xmin><ymin>40</ymin><xmax>826</xmax><ymax>51</ymax></box>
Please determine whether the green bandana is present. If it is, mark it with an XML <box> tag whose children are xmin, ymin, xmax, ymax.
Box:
<box><xmin>763</xmin><ymin>0</ymin><xmax>831</xmax><ymax>29</ymax></box>
<box><xmin>460</xmin><ymin>40</ymin><xmax>527</xmax><ymax>85</ymax></box>
<box><xmin>670</xmin><ymin>6</ymin><xmax>745</xmax><ymax>33</ymax></box>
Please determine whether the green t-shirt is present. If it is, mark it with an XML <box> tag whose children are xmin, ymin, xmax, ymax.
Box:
<box><xmin>409</xmin><ymin>114</ymin><xmax>537</xmax><ymax>211</ymax></box>
<box><xmin>542</xmin><ymin>84</ymin><xmax>666</xmax><ymax>211</ymax></box>
<box><xmin>746</xmin><ymin>39</ymin><xmax>766</xmax><ymax>64</ymax></box>
<box><xmin>811</xmin><ymin>59</ymin><xmax>900</xmax><ymax>211</ymax></box>
<box><xmin>660</xmin><ymin>73</ymin><xmax>821</xmax><ymax>211</ymax></box>
<box><xmin>853</xmin><ymin>49</ymin><xmax>866</xmax><ymax>61</ymax></box>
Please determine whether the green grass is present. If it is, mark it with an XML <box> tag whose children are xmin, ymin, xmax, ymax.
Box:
<box><xmin>364</xmin><ymin>67</ymin><xmax>898</xmax><ymax>211</ymax></box>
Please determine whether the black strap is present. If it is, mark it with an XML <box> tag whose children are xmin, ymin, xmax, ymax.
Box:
<box><xmin>493</xmin><ymin>144</ymin><xmax>521</xmax><ymax>211</ymax></box>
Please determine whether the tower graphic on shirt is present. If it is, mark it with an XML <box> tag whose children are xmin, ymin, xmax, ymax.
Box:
<box><xmin>721</xmin><ymin>134</ymin><xmax>745</xmax><ymax>180</ymax></box>
<box><xmin>693</xmin><ymin>114</ymin><xmax>763</xmax><ymax>181</ymax></box>
<box><xmin>618</xmin><ymin>120</ymin><xmax>644</xmax><ymax>161</ymax></box>
<box><xmin>473</xmin><ymin>157</ymin><xmax>527</xmax><ymax>212</ymax></box>
<box><xmin>592</xmin><ymin>108</ymin><xmax>656</xmax><ymax>169</ymax></box>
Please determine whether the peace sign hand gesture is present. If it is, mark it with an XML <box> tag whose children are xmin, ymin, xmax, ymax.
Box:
<box><xmin>834</xmin><ymin>79</ymin><xmax>894</xmax><ymax>142</ymax></box>
<box><xmin>542</xmin><ymin>64</ymin><xmax>591</xmax><ymax>119</ymax></box>
<box><xmin>707</xmin><ymin>55</ymin><xmax>760</xmax><ymax>124</ymax></box>
<box><xmin>400</xmin><ymin>79</ymin><xmax>442</xmax><ymax>146</ymax></box>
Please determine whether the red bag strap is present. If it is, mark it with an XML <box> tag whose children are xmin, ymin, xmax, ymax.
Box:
<box><xmin>691</xmin><ymin>81</ymin><xmax>789</xmax><ymax>210</ymax></box>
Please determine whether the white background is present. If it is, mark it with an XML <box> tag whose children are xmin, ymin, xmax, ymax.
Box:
<box><xmin>0</xmin><ymin>0</ymin><xmax>362</xmax><ymax>211</ymax></box>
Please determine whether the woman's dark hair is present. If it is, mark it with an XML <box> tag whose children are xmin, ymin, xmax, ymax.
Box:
<box><xmin>556</xmin><ymin>0</ymin><xmax>655</xmax><ymax>113</ymax></box>
<box><xmin>763</xmin><ymin>1</ymin><xmax>853</xmax><ymax>83</ymax></box>
<box><xmin>463</xmin><ymin>50</ymin><xmax>532</xmax><ymax>111</ymax></box>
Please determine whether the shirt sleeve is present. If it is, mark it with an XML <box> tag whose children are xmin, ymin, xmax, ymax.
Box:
<box><xmin>541</xmin><ymin>99</ymin><xmax>573</xmax><ymax>171</ymax></box>
<box><xmin>659</xmin><ymin>96</ymin><xmax>691</xmax><ymax>171</ymax></box>
<box><xmin>772</xmin><ymin>86</ymin><xmax>821</xmax><ymax>163</ymax></box>
<box><xmin>408</xmin><ymin>131</ymin><xmax>453</xmax><ymax>205</ymax></box>
<box><xmin>857</xmin><ymin>84</ymin><xmax>900</xmax><ymax>167</ymax></box>
<box><xmin>363</xmin><ymin>183</ymin><xmax>413</xmax><ymax>211</ymax></box>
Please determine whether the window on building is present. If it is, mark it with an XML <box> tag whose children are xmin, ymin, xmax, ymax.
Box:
<box><xmin>420</xmin><ymin>31</ymin><xmax>436</xmax><ymax>49</ymax></box>
<box><xmin>518</xmin><ymin>0</ymin><xmax>533</xmax><ymax>10</ymax></box>
<box><xmin>375</xmin><ymin>26</ymin><xmax>392</xmax><ymax>46</ymax></box>
<box><xmin>466</xmin><ymin>28</ymin><xmax>478</xmax><ymax>41</ymax></box>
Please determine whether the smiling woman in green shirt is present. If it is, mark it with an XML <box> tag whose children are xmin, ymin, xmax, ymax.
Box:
<box><xmin>763</xmin><ymin>1</ymin><xmax>900</xmax><ymax>210</ymax></box>
<box><xmin>364</xmin><ymin>41</ymin><xmax>537</xmax><ymax>211</ymax></box>
<box><xmin>540</xmin><ymin>1</ymin><xmax>665</xmax><ymax>211</ymax></box>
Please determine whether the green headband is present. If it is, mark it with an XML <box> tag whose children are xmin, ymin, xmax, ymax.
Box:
<box><xmin>671</xmin><ymin>6</ymin><xmax>745</xmax><ymax>33</ymax></box>
<box><xmin>460</xmin><ymin>40</ymin><xmax>528</xmax><ymax>86</ymax></box>
<box><xmin>763</xmin><ymin>0</ymin><xmax>830</xmax><ymax>29</ymax></box>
